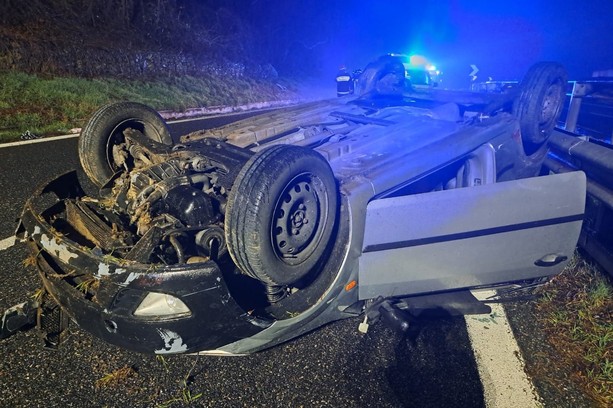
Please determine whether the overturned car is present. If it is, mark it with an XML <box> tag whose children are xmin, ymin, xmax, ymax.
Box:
<box><xmin>3</xmin><ymin>61</ymin><xmax>586</xmax><ymax>355</ymax></box>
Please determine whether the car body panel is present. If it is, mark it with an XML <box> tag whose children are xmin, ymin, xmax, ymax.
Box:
<box><xmin>359</xmin><ymin>171</ymin><xmax>586</xmax><ymax>299</ymax></box>
<box><xmin>16</xmin><ymin>172</ymin><xmax>271</xmax><ymax>354</ymax></box>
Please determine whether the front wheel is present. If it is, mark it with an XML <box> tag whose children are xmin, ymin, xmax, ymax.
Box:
<box><xmin>79</xmin><ymin>102</ymin><xmax>172</xmax><ymax>187</ymax></box>
<box><xmin>225</xmin><ymin>145</ymin><xmax>338</xmax><ymax>286</ymax></box>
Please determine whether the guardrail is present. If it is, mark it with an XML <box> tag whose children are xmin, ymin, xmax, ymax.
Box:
<box><xmin>562</xmin><ymin>79</ymin><xmax>613</xmax><ymax>138</ymax></box>
<box><xmin>472</xmin><ymin>77</ymin><xmax>613</xmax><ymax>141</ymax></box>
<box><xmin>545</xmin><ymin>129</ymin><xmax>613</xmax><ymax>275</ymax></box>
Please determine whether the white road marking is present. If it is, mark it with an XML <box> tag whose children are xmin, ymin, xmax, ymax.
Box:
<box><xmin>0</xmin><ymin>133</ymin><xmax>79</xmax><ymax>148</ymax></box>
<box><xmin>0</xmin><ymin>236</ymin><xmax>16</xmax><ymax>251</ymax></box>
<box><xmin>0</xmin><ymin>113</ymin><xmax>242</xmax><ymax>149</ymax></box>
<box><xmin>0</xmin><ymin>102</ymin><xmax>301</xmax><ymax>149</ymax></box>
<box><xmin>467</xmin><ymin>290</ymin><xmax>541</xmax><ymax>408</ymax></box>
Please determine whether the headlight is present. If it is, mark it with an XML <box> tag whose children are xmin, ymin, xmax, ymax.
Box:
<box><xmin>133</xmin><ymin>292</ymin><xmax>191</xmax><ymax>318</ymax></box>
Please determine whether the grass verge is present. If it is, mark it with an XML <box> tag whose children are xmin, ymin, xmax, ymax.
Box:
<box><xmin>535</xmin><ymin>254</ymin><xmax>613</xmax><ymax>406</ymax></box>
<box><xmin>0</xmin><ymin>71</ymin><xmax>296</xmax><ymax>143</ymax></box>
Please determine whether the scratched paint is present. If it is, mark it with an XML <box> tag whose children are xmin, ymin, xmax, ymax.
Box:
<box><xmin>154</xmin><ymin>329</ymin><xmax>188</xmax><ymax>354</ymax></box>
<box><xmin>123</xmin><ymin>272</ymin><xmax>144</xmax><ymax>285</ymax></box>
<box><xmin>39</xmin><ymin>233</ymin><xmax>78</xmax><ymax>264</ymax></box>
<box><xmin>96</xmin><ymin>263</ymin><xmax>111</xmax><ymax>277</ymax></box>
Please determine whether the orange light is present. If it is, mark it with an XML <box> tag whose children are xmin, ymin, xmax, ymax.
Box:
<box><xmin>345</xmin><ymin>280</ymin><xmax>357</xmax><ymax>291</ymax></box>
<box><xmin>409</xmin><ymin>55</ymin><xmax>428</xmax><ymax>66</ymax></box>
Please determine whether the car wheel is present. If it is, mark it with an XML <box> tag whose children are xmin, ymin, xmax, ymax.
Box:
<box><xmin>359</xmin><ymin>55</ymin><xmax>406</xmax><ymax>97</ymax></box>
<box><xmin>513</xmin><ymin>62</ymin><xmax>567</xmax><ymax>154</ymax></box>
<box><xmin>79</xmin><ymin>102</ymin><xmax>172</xmax><ymax>186</ymax></box>
<box><xmin>225</xmin><ymin>145</ymin><xmax>338</xmax><ymax>286</ymax></box>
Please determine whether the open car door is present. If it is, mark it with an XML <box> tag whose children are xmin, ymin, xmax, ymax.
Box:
<box><xmin>358</xmin><ymin>171</ymin><xmax>586</xmax><ymax>299</ymax></box>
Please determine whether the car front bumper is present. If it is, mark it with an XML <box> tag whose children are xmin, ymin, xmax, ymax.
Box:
<box><xmin>16</xmin><ymin>171</ymin><xmax>271</xmax><ymax>354</ymax></box>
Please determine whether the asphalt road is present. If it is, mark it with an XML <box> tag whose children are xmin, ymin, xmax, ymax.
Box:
<box><xmin>0</xmin><ymin>116</ymin><xmax>487</xmax><ymax>407</ymax></box>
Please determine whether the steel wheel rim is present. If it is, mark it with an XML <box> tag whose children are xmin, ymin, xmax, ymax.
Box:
<box><xmin>539</xmin><ymin>81</ymin><xmax>563</xmax><ymax>128</ymax></box>
<box><xmin>272</xmin><ymin>173</ymin><xmax>329</xmax><ymax>266</ymax></box>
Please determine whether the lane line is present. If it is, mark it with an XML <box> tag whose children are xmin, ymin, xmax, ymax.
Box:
<box><xmin>0</xmin><ymin>102</ymin><xmax>302</xmax><ymax>149</ymax></box>
<box><xmin>0</xmin><ymin>114</ymin><xmax>240</xmax><ymax>149</ymax></box>
<box><xmin>0</xmin><ymin>236</ymin><xmax>16</xmax><ymax>251</ymax></box>
<box><xmin>0</xmin><ymin>134</ymin><xmax>79</xmax><ymax>148</ymax></box>
<box><xmin>466</xmin><ymin>290</ymin><xmax>541</xmax><ymax>408</ymax></box>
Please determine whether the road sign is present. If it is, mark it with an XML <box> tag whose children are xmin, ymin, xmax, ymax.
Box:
<box><xmin>470</xmin><ymin>64</ymin><xmax>479</xmax><ymax>81</ymax></box>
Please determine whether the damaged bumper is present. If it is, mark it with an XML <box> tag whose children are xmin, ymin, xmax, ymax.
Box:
<box><xmin>16</xmin><ymin>171</ymin><xmax>271</xmax><ymax>354</ymax></box>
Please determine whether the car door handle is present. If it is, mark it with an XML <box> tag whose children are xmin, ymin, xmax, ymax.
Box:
<box><xmin>534</xmin><ymin>254</ymin><xmax>568</xmax><ymax>267</ymax></box>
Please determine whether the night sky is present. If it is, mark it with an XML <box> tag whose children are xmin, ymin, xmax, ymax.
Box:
<box><xmin>316</xmin><ymin>0</ymin><xmax>613</xmax><ymax>88</ymax></box>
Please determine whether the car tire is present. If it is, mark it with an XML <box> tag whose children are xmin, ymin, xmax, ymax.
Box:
<box><xmin>225</xmin><ymin>145</ymin><xmax>338</xmax><ymax>286</ymax></box>
<box><xmin>79</xmin><ymin>102</ymin><xmax>172</xmax><ymax>186</ymax></box>
<box><xmin>513</xmin><ymin>62</ymin><xmax>567</xmax><ymax>153</ymax></box>
<box><xmin>359</xmin><ymin>55</ymin><xmax>406</xmax><ymax>97</ymax></box>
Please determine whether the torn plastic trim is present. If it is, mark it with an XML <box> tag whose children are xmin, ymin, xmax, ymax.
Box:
<box><xmin>15</xmin><ymin>172</ymin><xmax>273</xmax><ymax>353</ymax></box>
<box><xmin>29</xmin><ymin>236</ymin><xmax>271</xmax><ymax>353</ymax></box>
<box><xmin>0</xmin><ymin>300</ymin><xmax>38</xmax><ymax>339</ymax></box>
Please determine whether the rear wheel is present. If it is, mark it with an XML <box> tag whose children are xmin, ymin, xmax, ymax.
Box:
<box><xmin>513</xmin><ymin>62</ymin><xmax>567</xmax><ymax>154</ymax></box>
<box><xmin>79</xmin><ymin>102</ymin><xmax>172</xmax><ymax>186</ymax></box>
<box><xmin>225</xmin><ymin>145</ymin><xmax>338</xmax><ymax>286</ymax></box>
<box><xmin>359</xmin><ymin>55</ymin><xmax>406</xmax><ymax>97</ymax></box>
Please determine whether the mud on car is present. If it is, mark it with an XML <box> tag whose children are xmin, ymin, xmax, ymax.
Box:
<box><xmin>2</xmin><ymin>61</ymin><xmax>586</xmax><ymax>355</ymax></box>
